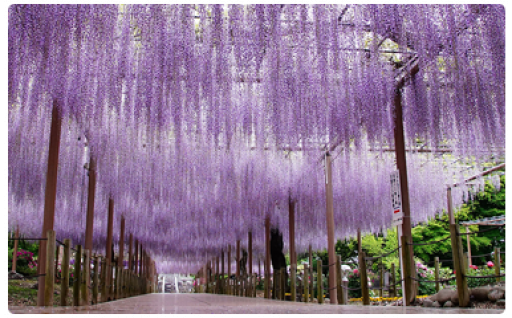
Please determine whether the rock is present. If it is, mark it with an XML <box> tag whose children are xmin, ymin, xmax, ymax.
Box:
<box><xmin>433</xmin><ymin>288</ymin><xmax>457</xmax><ymax>305</ymax></box>
<box><xmin>488</xmin><ymin>288</ymin><xmax>505</xmax><ymax>302</ymax></box>
<box><xmin>8</xmin><ymin>272</ymin><xmax>24</xmax><ymax>280</ymax></box>
<box><xmin>471</xmin><ymin>286</ymin><xmax>492</xmax><ymax>301</ymax></box>
<box><xmin>496</xmin><ymin>299</ymin><xmax>505</xmax><ymax>307</ymax></box>
<box><xmin>31</xmin><ymin>283</ymin><xmax>38</xmax><ymax>289</ymax></box>
<box><xmin>423</xmin><ymin>298</ymin><xmax>433</xmax><ymax>307</ymax></box>
<box><xmin>432</xmin><ymin>301</ymin><xmax>441</xmax><ymax>307</ymax></box>
<box><xmin>444</xmin><ymin>300</ymin><xmax>453</xmax><ymax>307</ymax></box>
<box><xmin>451</xmin><ymin>293</ymin><xmax>459</xmax><ymax>306</ymax></box>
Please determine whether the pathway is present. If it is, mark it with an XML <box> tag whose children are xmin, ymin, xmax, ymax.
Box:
<box><xmin>8</xmin><ymin>294</ymin><xmax>505</xmax><ymax>314</ymax></box>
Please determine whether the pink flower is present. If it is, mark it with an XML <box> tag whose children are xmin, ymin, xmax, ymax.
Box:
<box><xmin>420</xmin><ymin>272</ymin><xmax>426</xmax><ymax>278</ymax></box>
<box><xmin>353</xmin><ymin>269</ymin><xmax>359</xmax><ymax>275</ymax></box>
<box><xmin>487</xmin><ymin>261</ymin><xmax>494</xmax><ymax>268</ymax></box>
<box><xmin>470</xmin><ymin>265</ymin><xmax>478</xmax><ymax>270</ymax></box>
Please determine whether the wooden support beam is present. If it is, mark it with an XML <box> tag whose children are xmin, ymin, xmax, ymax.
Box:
<box><xmin>494</xmin><ymin>247</ymin><xmax>501</xmax><ymax>283</ymax></box>
<box><xmin>84</xmin><ymin>158</ymin><xmax>96</xmax><ymax>252</ymax></box>
<box><xmin>304</xmin><ymin>265</ymin><xmax>309</xmax><ymax>303</ymax></box>
<box><xmin>290</xmin><ymin>264</ymin><xmax>296</xmax><ymax>302</ymax></box>
<box><xmin>264</xmin><ymin>217</ymin><xmax>270</xmax><ymax>299</ymax></box>
<box><xmin>228</xmin><ymin>244</ymin><xmax>231</xmax><ymax>278</ymax></box>
<box><xmin>119</xmin><ymin>217</ymin><xmax>125</xmax><ymax>268</ymax></box>
<box><xmin>248</xmin><ymin>231</ymin><xmax>253</xmax><ymax>275</ymax></box>
<box><xmin>61</xmin><ymin>238</ymin><xmax>71</xmax><ymax>306</ymax></box>
<box><xmin>37</xmin><ymin>102</ymin><xmax>62</xmax><ymax>307</ymax></box>
<box><xmin>360</xmin><ymin>251</ymin><xmax>370</xmax><ymax>305</ymax></box>
<box><xmin>324</xmin><ymin>153</ymin><xmax>338</xmax><ymax>304</ymax></box>
<box><xmin>394</xmin><ymin>84</ymin><xmax>417</xmax><ymax>305</ymax></box>
<box><xmin>465</xmin><ymin>226</ymin><xmax>472</xmax><ymax>266</ymax></box>
<box><xmin>236</xmin><ymin>240</ymin><xmax>240</xmax><ymax>278</ymax></box>
<box><xmin>289</xmin><ymin>198</ymin><xmax>296</xmax><ymax>267</ymax></box>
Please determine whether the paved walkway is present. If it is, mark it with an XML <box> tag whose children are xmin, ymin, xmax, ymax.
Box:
<box><xmin>8</xmin><ymin>294</ymin><xmax>505</xmax><ymax>314</ymax></box>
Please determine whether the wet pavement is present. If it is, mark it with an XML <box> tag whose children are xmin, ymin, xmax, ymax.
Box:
<box><xmin>8</xmin><ymin>294</ymin><xmax>505</xmax><ymax>314</ymax></box>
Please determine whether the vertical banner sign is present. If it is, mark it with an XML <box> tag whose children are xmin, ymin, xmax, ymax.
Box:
<box><xmin>390</xmin><ymin>170</ymin><xmax>406</xmax><ymax>307</ymax></box>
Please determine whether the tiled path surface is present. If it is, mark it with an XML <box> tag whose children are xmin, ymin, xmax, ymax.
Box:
<box><xmin>8</xmin><ymin>294</ymin><xmax>505</xmax><ymax>314</ymax></box>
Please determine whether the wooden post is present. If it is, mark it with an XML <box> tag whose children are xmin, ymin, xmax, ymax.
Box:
<box><xmin>84</xmin><ymin>158</ymin><xmax>96</xmax><ymax>252</ymax></box>
<box><xmin>336</xmin><ymin>255</ymin><xmax>343</xmax><ymax>305</ymax></box>
<box><xmin>11</xmin><ymin>225</ymin><xmax>19</xmax><ymax>272</ymax></box>
<box><xmin>236</xmin><ymin>240</ymin><xmax>240</xmax><ymax>278</ymax></box>
<box><xmin>463</xmin><ymin>252</ymin><xmax>469</xmax><ymax>271</ymax></box>
<box><xmin>134</xmin><ymin>239</ymin><xmax>139</xmax><ymax>276</ymax></box>
<box><xmin>291</xmin><ymin>263</ymin><xmax>296</xmax><ymax>302</ymax></box>
<box><xmin>73</xmin><ymin>245</ymin><xmax>82</xmax><ymax>306</ymax></box>
<box><xmin>216</xmin><ymin>256</ymin><xmax>220</xmax><ymax>294</ymax></box>
<box><xmin>434</xmin><ymin>257</ymin><xmax>440</xmax><ymax>293</ymax></box>
<box><xmin>289</xmin><ymin>198</ymin><xmax>296</xmax><ymax>266</ymax></box>
<box><xmin>101</xmin><ymin>258</ymin><xmax>108</xmax><ymax>302</ymax></box>
<box><xmin>309</xmin><ymin>245</ymin><xmax>314</xmax><ymax>302</ymax></box>
<box><xmin>360</xmin><ymin>251</ymin><xmax>370</xmax><ymax>305</ymax></box>
<box><xmin>324</xmin><ymin>153</ymin><xmax>338</xmax><ymax>304</ymax></box>
<box><xmin>494</xmin><ymin>247</ymin><xmax>501</xmax><ymax>283</ymax></box>
<box><xmin>61</xmin><ymin>238</ymin><xmax>71</xmax><ymax>306</ymax></box>
<box><xmin>44</xmin><ymin>230</ymin><xmax>56</xmax><ymax>306</ymax></box>
<box><xmin>317</xmin><ymin>259</ymin><xmax>323</xmax><ymax>304</ymax></box>
<box><xmin>105</xmin><ymin>199</ymin><xmax>114</xmax><ymax>300</ymax></box>
<box><xmin>129</xmin><ymin>234</ymin><xmax>133</xmax><ymax>273</ymax></box>
<box><xmin>465</xmin><ymin>226</ymin><xmax>472</xmax><ymax>266</ymax></box>
<box><xmin>264</xmin><ymin>217</ymin><xmax>270</xmax><ymax>299</ymax></box>
<box><xmin>394</xmin><ymin>83</ymin><xmax>417</xmax><ymax>305</ymax></box>
<box><xmin>304</xmin><ymin>265</ymin><xmax>309</xmax><ymax>303</ymax></box>
<box><xmin>118</xmin><ymin>216</ymin><xmax>125</xmax><ymax>297</ymax></box>
<box><xmin>391</xmin><ymin>263</ymin><xmax>396</xmax><ymax>297</ymax></box>
<box><xmin>92</xmin><ymin>255</ymin><xmax>99</xmax><ymax>304</ymax></box>
<box><xmin>400</xmin><ymin>236</ymin><xmax>413</xmax><ymax>306</ymax></box>
<box><xmin>248</xmin><ymin>231</ymin><xmax>252</xmax><ymax>296</ymax></box>
<box><xmin>81</xmin><ymin>249</ymin><xmax>90</xmax><ymax>305</ymax></box>
<box><xmin>55</xmin><ymin>244</ymin><xmax>60</xmax><ymax>284</ymax></box>
<box><xmin>110</xmin><ymin>257</ymin><xmax>119</xmax><ymax>300</ymax></box>
<box><xmin>37</xmin><ymin>102</ymin><xmax>62</xmax><ymax>307</ymax></box>
<box><xmin>253</xmin><ymin>273</ymin><xmax>257</xmax><ymax>298</ymax></box>
<box><xmin>221</xmin><ymin>249</ymin><xmax>225</xmax><ymax>294</ymax></box>
<box><xmin>449</xmin><ymin>224</ymin><xmax>470</xmax><ymax>307</ymax></box>
<box><xmin>379</xmin><ymin>262</ymin><xmax>384</xmax><ymax>298</ymax></box>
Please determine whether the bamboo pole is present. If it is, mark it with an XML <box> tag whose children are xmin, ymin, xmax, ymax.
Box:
<box><xmin>248</xmin><ymin>231</ymin><xmax>253</xmax><ymax>296</ymax></box>
<box><xmin>236</xmin><ymin>240</ymin><xmax>240</xmax><ymax>278</ymax></box>
<box><xmin>92</xmin><ymin>255</ymin><xmax>99</xmax><ymax>304</ymax></box>
<box><xmin>37</xmin><ymin>102</ymin><xmax>62</xmax><ymax>306</ymax></box>
<box><xmin>466</xmin><ymin>226</ymin><xmax>472</xmax><ymax>266</ymax></box>
<box><xmin>304</xmin><ymin>265</ymin><xmax>309</xmax><ymax>303</ymax></box>
<box><xmin>324</xmin><ymin>153</ymin><xmax>338</xmax><ymax>304</ymax></box>
<box><xmin>309</xmin><ymin>245</ymin><xmax>314</xmax><ymax>302</ymax></box>
<box><xmin>317</xmin><ymin>259</ymin><xmax>323</xmax><ymax>304</ymax></box>
<box><xmin>336</xmin><ymin>255</ymin><xmax>343</xmax><ymax>305</ymax></box>
<box><xmin>81</xmin><ymin>249</ymin><xmax>90</xmax><ymax>305</ymax></box>
<box><xmin>434</xmin><ymin>257</ymin><xmax>440</xmax><ymax>293</ymax></box>
<box><xmin>494</xmin><ymin>247</ymin><xmax>501</xmax><ymax>283</ymax></box>
<box><xmin>73</xmin><ymin>245</ymin><xmax>82</xmax><ymax>306</ymax></box>
<box><xmin>101</xmin><ymin>258</ymin><xmax>108</xmax><ymax>302</ymax></box>
<box><xmin>44</xmin><ymin>230</ymin><xmax>56</xmax><ymax>306</ymax></box>
<box><xmin>11</xmin><ymin>226</ymin><xmax>19</xmax><ymax>273</ymax></box>
<box><xmin>391</xmin><ymin>263</ymin><xmax>396</xmax><ymax>298</ymax></box>
<box><xmin>61</xmin><ymin>238</ymin><xmax>71</xmax><ymax>306</ymax></box>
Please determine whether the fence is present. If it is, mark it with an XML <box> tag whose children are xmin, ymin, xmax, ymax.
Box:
<box><xmin>9</xmin><ymin>230</ymin><xmax>157</xmax><ymax>307</ymax></box>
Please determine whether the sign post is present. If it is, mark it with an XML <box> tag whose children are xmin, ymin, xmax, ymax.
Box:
<box><xmin>391</xmin><ymin>171</ymin><xmax>406</xmax><ymax>307</ymax></box>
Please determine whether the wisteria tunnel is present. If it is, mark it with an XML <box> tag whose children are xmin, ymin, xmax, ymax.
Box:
<box><xmin>8</xmin><ymin>4</ymin><xmax>505</xmax><ymax>312</ymax></box>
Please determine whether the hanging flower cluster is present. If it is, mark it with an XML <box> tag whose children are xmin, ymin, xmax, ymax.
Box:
<box><xmin>8</xmin><ymin>5</ymin><xmax>505</xmax><ymax>274</ymax></box>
